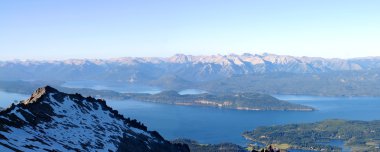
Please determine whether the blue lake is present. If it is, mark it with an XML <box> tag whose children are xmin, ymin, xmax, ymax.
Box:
<box><xmin>63</xmin><ymin>80</ymin><xmax>207</xmax><ymax>95</ymax></box>
<box><xmin>1</xmin><ymin>89</ymin><xmax>380</xmax><ymax>150</ymax></box>
<box><xmin>0</xmin><ymin>91</ymin><xmax>29</xmax><ymax>108</ymax></box>
<box><xmin>106</xmin><ymin>96</ymin><xmax>380</xmax><ymax>146</ymax></box>
<box><xmin>178</xmin><ymin>89</ymin><xmax>208</xmax><ymax>95</ymax></box>
<box><xmin>62</xmin><ymin>80</ymin><xmax>162</xmax><ymax>94</ymax></box>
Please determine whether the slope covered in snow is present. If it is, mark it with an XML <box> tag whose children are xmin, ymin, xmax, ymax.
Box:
<box><xmin>0</xmin><ymin>86</ymin><xmax>189</xmax><ymax>152</ymax></box>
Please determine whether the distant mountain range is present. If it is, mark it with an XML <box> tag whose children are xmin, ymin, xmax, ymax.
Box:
<box><xmin>1</xmin><ymin>53</ymin><xmax>380</xmax><ymax>96</ymax></box>
<box><xmin>1</xmin><ymin>53</ymin><xmax>380</xmax><ymax>82</ymax></box>
<box><xmin>0</xmin><ymin>86</ymin><xmax>189</xmax><ymax>152</ymax></box>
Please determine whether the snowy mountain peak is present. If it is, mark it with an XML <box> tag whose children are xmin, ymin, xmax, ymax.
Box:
<box><xmin>1</xmin><ymin>53</ymin><xmax>379</xmax><ymax>82</ymax></box>
<box><xmin>0</xmin><ymin>87</ymin><xmax>189</xmax><ymax>152</ymax></box>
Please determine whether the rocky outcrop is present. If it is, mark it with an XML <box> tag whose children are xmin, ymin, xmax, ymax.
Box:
<box><xmin>0</xmin><ymin>86</ymin><xmax>189</xmax><ymax>152</ymax></box>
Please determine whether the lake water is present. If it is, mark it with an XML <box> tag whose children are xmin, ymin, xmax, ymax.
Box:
<box><xmin>62</xmin><ymin>80</ymin><xmax>162</xmax><ymax>94</ymax></box>
<box><xmin>1</xmin><ymin>90</ymin><xmax>380</xmax><ymax>151</ymax></box>
<box><xmin>62</xmin><ymin>80</ymin><xmax>210</xmax><ymax>95</ymax></box>
<box><xmin>106</xmin><ymin>96</ymin><xmax>380</xmax><ymax>146</ymax></box>
<box><xmin>178</xmin><ymin>89</ymin><xmax>208</xmax><ymax>95</ymax></box>
<box><xmin>0</xmin><ymin>91</ymin><xmax>29</xmax><ymax>108</ymax></box>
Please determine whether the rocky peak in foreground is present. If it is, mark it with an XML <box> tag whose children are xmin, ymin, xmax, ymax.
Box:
<box><xmin>0</xmin><ymin>86</ymin><xmax>189</xmax><ymax>152</ymax></box>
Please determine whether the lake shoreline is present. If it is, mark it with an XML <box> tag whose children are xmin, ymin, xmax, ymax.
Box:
<box><xmin>2</xmin><ymin>90</ymin><xmax>380</xmax><ymax>147</ymax></box>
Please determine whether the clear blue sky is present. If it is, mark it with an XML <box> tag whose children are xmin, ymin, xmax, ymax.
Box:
<box><xmin>1</xmin><ymin>0</ymin><xmax>380</xmax><ymax>60</ymax></box>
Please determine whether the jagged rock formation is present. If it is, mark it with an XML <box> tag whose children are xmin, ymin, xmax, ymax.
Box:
<box><xmin>0</xmin><ymin>86</ymin><xmax>189</xmax><ymax>152</ymax></box>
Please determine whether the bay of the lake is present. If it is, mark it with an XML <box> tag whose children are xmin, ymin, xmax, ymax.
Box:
<box><xmin>1</xmin><ymin>88</ymin><xmax>380</xmax><ymax>150</ymax></box>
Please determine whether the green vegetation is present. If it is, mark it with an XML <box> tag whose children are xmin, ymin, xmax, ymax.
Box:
<box><xmin>172</xmin><ymin>139</ymin><xmax>247</xmax><ymax>152</ymax></box>
<box><xmin>247</xmin><ymin>144</ymin><xmax>288</xmax><ymax>152</ymax></box>
<box><xmin>0</xmin><ymin>80</ymin><xmax>314</xmax><ymax>111</ymax></box>
<box><xmin>243</xmin><ymin>119</ymin><xmax>380</xmax><ymax>151</ymax></box>
<box><xmin>147</xmin><ymin>71</ymin><xmax>380</xmax><ymax>97</ymax></box>
<box><xmin>196</xmin><ymin>71</ymin><xmax>380</xmax><ymax>97</ymax></box>
<box><xmin>129</xmin><ymin>90</ymin><xmax>314</xmax><ymax>111</ymax></box>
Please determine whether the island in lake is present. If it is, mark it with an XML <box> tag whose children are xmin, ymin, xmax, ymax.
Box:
<box><xmin>127</xmin><ymin>90</ymin><xmax>314</xmax><ymax>111</ymax></box>
<box><xmin>0</xmin><ymin>80</ymin><xmax>314</xmax><ymax>111</ymax></box>
<box><xmin>243</xmin><ymin>119</ymin><xmax>380</xmax><ymax>152</ymax></box>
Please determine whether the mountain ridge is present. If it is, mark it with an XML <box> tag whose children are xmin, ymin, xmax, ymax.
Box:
<box><xmin>2</xmin><ymin>53</ymin><xmax>380</xmax><ymax>62</ymax></box>
<box><xmin>0</xmin><ymin>86</ymin><xmax>189</xmax><ymax>152</ymax></box>
<box><xmin>1</xmin><ymin>53</ymin><xmax>380</xmax><ymax>82</ymax></box>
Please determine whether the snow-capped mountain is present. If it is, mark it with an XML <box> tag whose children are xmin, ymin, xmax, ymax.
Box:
<box><xmin>0</xmin><ymin>86</ymin><xmax>189</xmax><ymax>152</ymax></box>
<box><xmin>0</xmin><ymin>53</ymin><xmax>379</xmax><ymax>82</ymax></box>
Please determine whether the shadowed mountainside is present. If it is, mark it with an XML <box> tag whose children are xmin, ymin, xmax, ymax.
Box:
<box><xmin>0</xmin><ymin>86</ymin><xmax>189</xmax><ymax>152</ymax></box>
